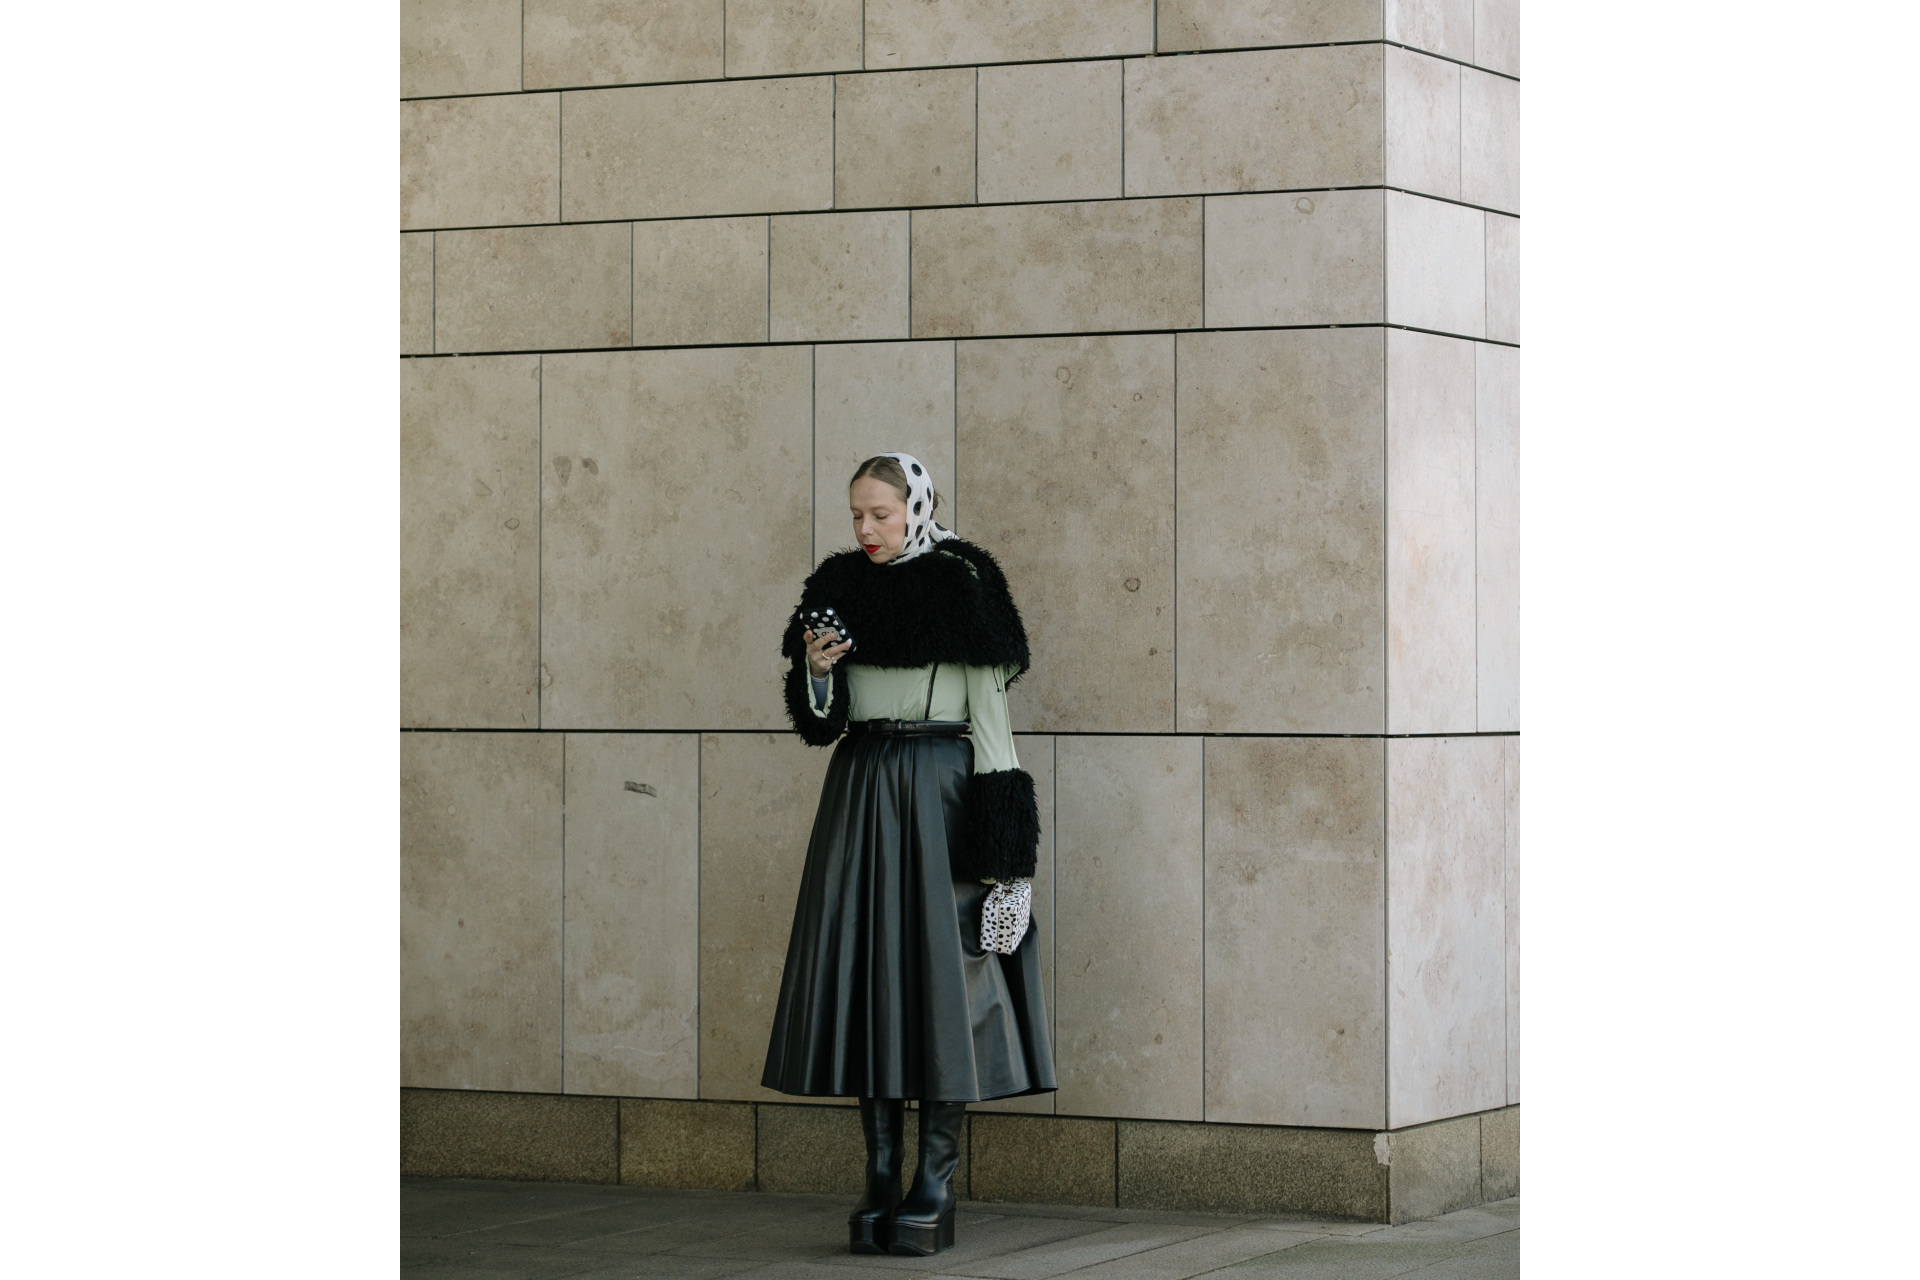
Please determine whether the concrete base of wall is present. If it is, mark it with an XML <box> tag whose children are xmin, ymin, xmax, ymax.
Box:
<box><xmin>401</xmin><ymin>1090</ymin><xmax>1518</xmax><ymax>1225</ymax></box>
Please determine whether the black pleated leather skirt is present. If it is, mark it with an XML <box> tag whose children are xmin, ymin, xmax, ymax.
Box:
<box><xmin>760</xmin><ymin>727</ymin><xmax>1056</xmax><ymax>1102</ymax></box>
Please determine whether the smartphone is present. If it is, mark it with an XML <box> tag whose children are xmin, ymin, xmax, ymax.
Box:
<box><xmin>805</xmin><ymin>607</ymin><xmax>855</xmax><ymax>651</ymax></box>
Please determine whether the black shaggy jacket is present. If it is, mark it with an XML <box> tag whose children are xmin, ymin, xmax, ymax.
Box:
<box><xmin>780</xmin><ymin>539</ymin><xmax>1040</xmax><ymax>881</ymax></box>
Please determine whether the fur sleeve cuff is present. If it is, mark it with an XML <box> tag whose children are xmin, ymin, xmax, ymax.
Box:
<box><xmin>955</xmin><ymin>768</ymin><xmax>1040</xmax><ymax>881</ymax></box>
<box><xmin>783</xmin><ymin>660</ymin><xmax>848</xmax><ymax>746</ymax></box>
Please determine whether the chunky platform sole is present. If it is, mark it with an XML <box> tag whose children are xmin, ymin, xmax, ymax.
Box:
<box><xmin>848</xmin><ymin>1218</ymin><xmax>890</xmax><ymax>1254</ymax></box>
<box><xmin>887</xmin><ymin>1208</ymin><xmax>955</xmax><ymax>1256</ymax></box>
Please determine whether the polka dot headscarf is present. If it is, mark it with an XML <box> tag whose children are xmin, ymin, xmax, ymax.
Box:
<box><xmin>880</xmin><ymin>452</ymin><xmax>957</xmax><ymax>565</ymax></box>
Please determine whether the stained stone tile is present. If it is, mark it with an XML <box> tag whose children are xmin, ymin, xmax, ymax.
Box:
<box><xmin>1476</xmin><ymin>345</ymin><xmax>1519</xmax><ymax>732</ymax></box>
<box><xmin>1054</xmin><ymin>737</ymin><xmax>1202</xmax><ymax>1120</ymax></box>
<box><xmin>524</xmin><ymin>0</ymin><xmax>723</xmax><ymax>90</ymax></box>
<box><xmin>1386</xmin><ymin>330</ymin><xmax>1476</xmax><ymax>735</ymax></box>
<box><xmin>915</xmin><ymin>198</ymin><xmax>1202</xmax><ymax>338</ymax></box>
<box><xmin>1502</xmin><ymin>738</ymin><xmax>1519</xmax><ymax>1105</ymax></box>
<box><xmin>811</xmin><ymin>341</ymin><xmax>955</xmax><ymax>559</ymax></box>
<box><xmin>631</xmin><ymin>215</ymin><xmax>767</xmax><ymax>347</ymax></box>
<box><xmin>977</xmin><ymin>60</ymin><xmax>1122</xmax><ymax>205</ymax></box>
<box><xmin>1385</xmin><ymin>0</ymin><xmax>1473</xmax><ymax>64</ymax></box>
<box><xmin>402</xmin><ymin>0</ymin><xmax>523</xmax><ymax>97</ymax></box>
<box><xmin>1124</xmin><ymin>46</ymin><xmax>1383</xmax><ymax>197</ymax></box>
<box><xmin>434</xmin><ymin>223</ymin><xmax>632</xmax><ymax>353</ymax></box>
<box><xmin>834</xmin><ymin>68</ymin><xmax>976</xmax><ymax>209</ymax></box>
<box><xmin>539</xmin><ymin>347</ymin><xmax>812</xmax><ymax>728</ymax></box>
<box><xmin>400</xmin><ymin>354</ymin><xmax>541</xmax><ymax>727</ymax></box>
<box><xmin>562</xmin><ymin>734</ymin><xmax>701</xmax><ymax>1098</ymax></box>
<box><xmin>1461</xmin><ymin>68</ymin><xmax>1520</xmax><ymax>214</ymax></box>
<box><xmin>863</xmin><ymin>0</ymin><xmax>1153</xmax><ymax>70</ymax></box>
<box><xmin>401</xmin><ymin>94</ymin><xmax>560</xmax><ymax>230</ymax></box>
<box><xmin>956</xmin><ymin>335</ymin><xmax>1175</xmax><ymax>732</ymax></box>
<box><xmin>1384</xmin><ymin>46</ymin><xmax>1459</xmax><ymax>201</ymax></box>
<box><xmin>1117</xmin><ymin>1121</ymin><xmax>1387</xmax><ymax>1219</ymax></box>
<box><xmin>698</xmin><ymin>733</ymin><xmax>836</xmax><ymax>1100</ymax></box>
<box><xmin>964</xmin><ymin>1222</ymin><xmax>1218</xmax><ymax>1278</ymax></box>
<box><xmin>401</xmin><ymin>1088</ymin><xmax>618</xmax><ymax>1182</ymax></box>
<box><xmin>1485</xmin><ymin>213</ymin><xmax>1519</xmax><ymax>345</ymax></box>
<box><xmin>401</xmin><ymin>732</ymin><xmax>564</xmax><ymax>1091</ymax></box>
<box><xmin>1060</xmin><ymin>1227</ymin><xmax>1320</xmax><ymax>1278</ymax></box>
<box><xmin>1386</xmin><ymin>738</ymin><xmax>1506</xmax><ymax>1128</ymax></box>
<box><xmin>1204</xmin><ymin>190</ymin><xmax>1383</xmax><ymax>328</ymax></box>
<box><xmin>726</xmin><ymin>0</ymin><xmax>863</xmax><ymax>76</ymax></box>
<box><xmin>1476</xmin><ymin>0</ymin><xmax>1521</xmax><ymax>76</ymax></box>
<box><xmin>768</xmin><ymin>211</ymin><xmax>909</xmax><ymax>342</ymax></box>
<box><xmin>973</xmin><ymin>734</ymin><xmax>1056</xmax><ymax>1116</ymax></box>
<box><xmin>1204</xmin><ymin>739</ymin><xmax>1386</xmax><ymax>1130</ymax></box>
<box><xmin>402</xmin><ymin>232</ymin><xmax>433</xmax><ymax>354</ymax></box>
<box><xmin>1385</xmin><ymin>1115</ymin><xmax>1480</xmax><ymax>1223</ymax></box>
<box><xmin>561</xmin><ymin>77</ymin><xmax>833</xmax><ymax>221</ymax></box>
<box><xmin>758</xmin><ymin>1104</ymin><xmax>971</xmax><ymax>1195</ymax></box>
<box><xmin>1175</xmin><ymin>329</ymin><xmax>1385</xmax><ymax>735</ymax></box>
<box><xmin>1385</xmin><ymin>191</ymin><xmax>1485</xmax><ymax>339</ymax></box>
<box><xmin>620</xmin><ymin>1098</ymin><xmax>756</xmax><ymax>1190</ymax></box>
<box><xmin>971</xmin><ymin>1114</ymin><xmax>1114</xmax><ymax>1206</ymax></box>
<box><xmin>1156</xmin><ymin>0</ymin><xmax>1381</xmax><ymax>50</ymax></box>
<box><xmin>1481</xmin><ymin>1107</ymin><xmax>1518</xmax><ymax>1200</ymax></box>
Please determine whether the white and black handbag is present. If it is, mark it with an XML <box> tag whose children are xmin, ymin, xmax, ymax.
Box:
<box><xmin>979</xmin><ymin>879</ymin><xmax>1032</xmax><ymax>955</ymax></box>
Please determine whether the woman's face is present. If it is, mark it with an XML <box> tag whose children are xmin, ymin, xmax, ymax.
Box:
<box><xmin>849</xmin><ymin>476</ymin><xmax>910</xmax><ymax>563</ymax></box>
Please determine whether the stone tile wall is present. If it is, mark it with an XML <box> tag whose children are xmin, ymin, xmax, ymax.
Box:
<box><xmin>400</xmin><ymin>0</ymin><xmax>1518</xmax><ymax>1196</ymax></box>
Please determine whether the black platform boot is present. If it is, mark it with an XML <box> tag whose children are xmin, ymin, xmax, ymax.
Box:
<box><xmin>886</xmin><ymin>1101</ymin><xmax>965</xmax><ymax>1256</ymax></box>
<box><xmin>848</xmin><ymin>1097</ymin><xmax>905</xmax><ymax>1254</ymax></box>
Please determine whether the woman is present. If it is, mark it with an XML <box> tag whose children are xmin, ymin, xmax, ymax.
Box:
<box><xmin>761</xmin><ymin>453</ymin><xmax>1055</xmax><ymax>1257</ymax></box>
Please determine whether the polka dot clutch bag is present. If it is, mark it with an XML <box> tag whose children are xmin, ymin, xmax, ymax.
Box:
<box><xmin>980</xmin><ymin>879</ymin><xmax>1033</xmax><ymax>955</ymax></box>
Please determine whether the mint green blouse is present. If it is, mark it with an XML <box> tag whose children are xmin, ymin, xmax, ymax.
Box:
<box><xmin>807</xmin><ymin>661</ymin><xmax>1024</xmax><ymax>775</ymax></box>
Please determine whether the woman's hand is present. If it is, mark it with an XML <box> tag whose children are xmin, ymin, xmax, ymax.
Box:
<box><xmin>805</xmin><ymin>627</ymin><xmax>853</xmax><ymax>679</ymax></box>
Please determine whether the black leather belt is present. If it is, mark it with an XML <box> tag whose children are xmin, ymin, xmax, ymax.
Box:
<box><xmin>850</xmin><ymin>720</ymin><xmax>970</xmax><ymax>737</ymax></box>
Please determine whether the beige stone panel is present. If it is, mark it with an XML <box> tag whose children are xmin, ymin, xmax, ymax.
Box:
<box><xmin>433</xmin><ymin>223</ymin><xmax>632</xmax><ymax>353</ymax></box>
<box><xmin>539</xmin><ymin>347</ymin><xmax>812</xmax><ymax>728</ymax></box>
<box><xmin>1053</xmin><ymin>737</ymin><xmax>1203</xmax><ymax>1121</ymax></box>
<box><xmin>1205</xmin><ymin>739</ymin><xmax>1385</xmax><ymax>1129</ymax></box>
<box><xmin>400</xmin><ymin>355</ymin><xmax>541</xmax><ymax>728</ymax></box>
<box><xmin>768</xmin><ymin>211</ymin><xmax>910</xmax><ymax>342</ymax></box>
<box><xmin>864</xmin><ymin>0</ymin><xmax>1152</xmax><ymax>69</ymax></box>
<box><xmin>1386</xmin><ymin>329</ymin><xmax>1476</xmax><ymax>734</ymax></box>
<box><xmin>698</xmin><ymin>732</ymin><xmax>835</xmax><ymax>1101</ymax></box>
<box><xmin>1385</xmin><ymin>0</ymin><xmax>1473</xmax><ymax>63</ymax></box>
<box><xmin>973</xmin><ymin>735</ymin><xmax>1055</xmax><ymax>1115</ymax></box>
<box><xmin>561</xmin><ymin>77</ymin><xmax>833</xmax><ymax>221</ymax></box>
<box><xmin>1157</xmin><ymin>0</ymin><xmax>1381</xmax><ymax>50</ymax></box>
<box><xmin>401</xmin><ymin>1089</ymin><xmax>619</xmax><ymax>1182</ymax></box>
<box><xmin>1175</xmin><ymin>329</ymin><xmax>1385</xmax><ymax>735</ymax></box>
<box><xmin>1384</xmin><ymin>46</ymin><xmax>1459</xmax><ymax>200</ymax></box>
<box><xmin>913</xmin><ymin>199</ymin><xmax>1202</xmax><ymax>338</ymax></box>
<box><xmin>619</xmin><ymin>1098</ymin><xmax>757</xmax><ymax>1189</ymax></box>
<box><xmin>401</xmin><ymin>94</ymin><xmax>560</xmax><ymax>230</ymax></box>
<box><xmin>1385</xmin><ymin>191</ymin><xmax>1485</xmax><ymax>339</ymax></box>
<box><xmin>1485</xmin><ymin>212</ymin><xmax>1519</xmax><ymax>344</ymax></box>
<box><xmin>1117</xmin><ymin>1120</ymin><xmax>1387</xmax><ymax>1219</ymax></box>
<box><xmin>1204</xmin><ymin>190</ymin><xmax>1383</xmax><ymax>328</ymax></box>
<box><xmin>957</xmin><ymin>336</ymin><xmax>1176</xmax><ymax>732</ymax></box>
<box><xmin>971</xmin><ymin>1115</ymin><xmax>1112</xmax><ymax>1203</ymax></box>
<box><xmin>1123</xmin><ymin>46</ymin><xmax>1383</xmax><ymax>197</ymax></box>
<box><xmin>977</xmin><ymin>61</ymin><xmax>1121</xmax><ymax>205</ymax></box>
<box><xmin>1502</xmin><ymin>737</ymin><xmax>1520</xmax><ymax>1104</ymax></box>
<box><xmin>726</xmin><ymin>0</ymin><xmax>863</xmax><ymax>76</ymax></box>
<box><xmin>834</xmin><ymin>68</ymin><xmax>975</xmax><ymax>209</ymax></box>
<box><xmin>524</xmin><ymin>0</ymin><xmax>723</xmax><ymax>89</ymax></box>
<box><xmin>401</xmin><ymin>732</ymin><xmax>564</xmax><ymax>1092</ymax></box>
<box><xmin>1385</xmin><ymin>1113</ymin><xmax>1481</xmax><ymax>1222</ymax></box>
<box><xmin>811</xmin><ymin>341</ymin><xmax>955</xmax><ymax>559</ymax></box>
<box><xmin>1482</xmin><ymin>1106</ymin><xmax>1519</xmax><ymax>1197</ymax></box>
<box><xmin>1475</xmin><ymin>0</ymin><xmax>1520</xmax><ymax>76</ymax></box>
<box><xmin>562</xmin><ymin>733</ymin><xmax>701</xmax><ymax>1098</ymax></box>
<box><xmin>632</xmin><ymin>215</ymin><xmax>768</xmax><ymax>347</ymax></box>
<box><xmin>402</xmin><ymin>232</ymin><xmax>434</xmax><ymax>355</ymax></box>
<box><xmin>402</xmin><ymin>0</ymin><xmax>522</xmax><ymax>97</ymax></box>
<box><xmin>1476</xmin><ymin>344</ymin><xmax>1519</xmax><ymax>732</ymax></box>
<box><xmin>1386</xmin><ymin>737</ymin><xmax>1506</xmax><ymax>1128</ymax></box>
<box><xmin>1461</xmin><ymin>68</ymin><xmax>1520</xmax><ymax>214</ymax></box>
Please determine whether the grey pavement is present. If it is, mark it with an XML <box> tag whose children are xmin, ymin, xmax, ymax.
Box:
<box><xmin>402</xmin><ymin>1179</ymin><xmax>1519</xmax><ymax>1280</ymax></box>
